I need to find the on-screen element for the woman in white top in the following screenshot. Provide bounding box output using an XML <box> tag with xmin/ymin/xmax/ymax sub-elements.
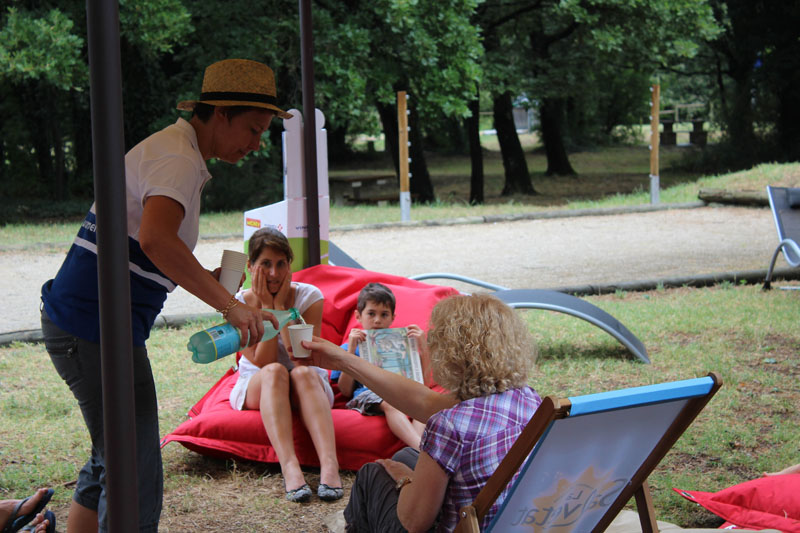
<box><xmin>229</xmin><ymin>227</ymin><xmax>342</xmax><ymax>502</ymax></box>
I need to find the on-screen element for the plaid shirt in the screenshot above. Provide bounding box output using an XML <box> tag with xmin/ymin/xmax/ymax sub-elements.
<box><xmin>421</xmin><ymin>386</ymin><xmax>543</xmax><ymax>532</ymax></box>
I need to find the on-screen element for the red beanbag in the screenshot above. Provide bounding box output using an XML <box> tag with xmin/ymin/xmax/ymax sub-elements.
<box><xmin>674</xmin><ymin>474</ymin><xmax>800</xmax><ymax>532</ymax></box>
<box><xmin>161</xmin><ymin>265</ymin><xmax>457</xmax><ymax>471</ymax></box>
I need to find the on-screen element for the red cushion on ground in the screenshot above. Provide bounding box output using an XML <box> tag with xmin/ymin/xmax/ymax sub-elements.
<box><xmin>161</xmin><ymin>265</ymin><xmax>457</xmax><ymax>471</ymax></box>
<box><xmin>674</xmin><ymin>475</ymin><xmax>800</xmax><ymax>532</ymax></box>
<box><xmin>161</xmin><ymin>368</ymin><xmax>411</xmax><ymax>470</ymax></box>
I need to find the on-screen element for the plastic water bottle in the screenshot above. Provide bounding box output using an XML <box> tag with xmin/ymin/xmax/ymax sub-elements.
<box><xmin>188</xmin><ymin>308</ymin><xmax>302</xmax><ymax>363</ymax></box>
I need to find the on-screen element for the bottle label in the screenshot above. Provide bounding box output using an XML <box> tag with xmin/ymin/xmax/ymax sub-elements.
<box><xmin>207</xmin><ymin>324</ymin><xmax>241</xmax><ymax>359</ymax></box>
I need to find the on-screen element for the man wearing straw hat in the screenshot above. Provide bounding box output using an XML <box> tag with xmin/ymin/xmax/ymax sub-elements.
<box><xmin>40</xmin><ymin>59</ymin><xmax>290</xmax><ymax>532</ymax></box>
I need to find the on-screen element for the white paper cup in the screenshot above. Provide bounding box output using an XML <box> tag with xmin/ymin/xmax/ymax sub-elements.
<box><xmin>288</xmin><ymin>324</ymin><xmax>314</xmax><ymax>358</ymax></box>
<box><xmin>219</xmin><ymin>250</ymin><xmax>247</xmax><ymax>294</ymax></box>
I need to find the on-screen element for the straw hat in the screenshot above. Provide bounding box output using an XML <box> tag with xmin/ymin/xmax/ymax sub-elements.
<box><xmin>177</xmin><ymin>59</ymin><xmax>292</xmax><ymax>119</ymax></box>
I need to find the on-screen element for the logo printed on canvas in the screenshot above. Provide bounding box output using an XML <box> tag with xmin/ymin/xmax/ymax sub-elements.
<box><xmin>246</xmin><ymin>218</ymin><xmax>261</xmax><ymax>228</ymax></box>
<box><xmin>509</xmin><ymin>467</ymin><xmax>626</xmax><ymax>529</ymax></box>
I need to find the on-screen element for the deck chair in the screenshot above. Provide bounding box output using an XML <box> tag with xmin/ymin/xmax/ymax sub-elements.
<box><xmin>454</xmin><ymin>373</ymin><xmax>722</xmax><ymax>533</ymax></box>
<box><xmin>763</xmin><ymin>186</ymin><xmax>800</xmax><ymax>290</ymax></box>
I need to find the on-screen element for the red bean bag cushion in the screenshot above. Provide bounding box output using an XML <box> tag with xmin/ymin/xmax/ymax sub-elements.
<box><xmin>161</xmin><ymin>265</ymin><xmax>457</xmax><ymax>471</ymax></box>
<box><xmin>674</xmin><ymin>475</ymin><xmax>800</xmax><ymax>532</ymax></box>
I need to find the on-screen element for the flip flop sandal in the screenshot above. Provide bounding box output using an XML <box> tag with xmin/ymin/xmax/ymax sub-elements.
<box><xmin>20</xmin><ymin>510</ymin><xmax>55</xmax><ymax>533</ymax></box>
<box><xmin>317</xmin><ymin>484</ymin><xmax>344</xmax><ymax>501</ymax></box>
<box><xmin>285</xmin><ymin>483</ymin><xmax>312</xmax><ymax>503</ymax></box>
<box><xmin>2</xmin><ymin>489</ymin><xmax>54</xmax><ymax>533</ymax></box>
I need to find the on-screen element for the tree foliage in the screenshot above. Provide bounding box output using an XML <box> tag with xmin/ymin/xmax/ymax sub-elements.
<box><xmin>0</xmin><ymin>0</ymin><xmax>796</xmax><ymax>218</ymax></box>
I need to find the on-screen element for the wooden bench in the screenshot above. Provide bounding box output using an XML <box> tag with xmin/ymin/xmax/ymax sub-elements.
<box><xmin>329</xmin><ymin>173</ymin><xmax>396</xmax><ymax>204</ymax></box>
<box><xmin>342</xmin><ymin>192</ymin><xmax>419</xmax><ymax>206</ymax></box>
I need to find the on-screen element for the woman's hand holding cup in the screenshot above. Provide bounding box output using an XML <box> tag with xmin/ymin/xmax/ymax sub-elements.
<box><xmin>291</xmin><ymin>335</ymin><xmax>351</xmax><ymax>370</ymax></box>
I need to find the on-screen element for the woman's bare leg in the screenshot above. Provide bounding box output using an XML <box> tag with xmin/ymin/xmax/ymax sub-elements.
<box><xmin>244</xmin><ymin>364</ymin><xmax>306</xmax><ymax>491</ymax></box>
<box><xmin>381</xmin><ymin>402</ymin><xmax>424</xmax><ymax>450</ymax></box>
<box><xmin>289</xmin><ymin>367</ymin><xmax>342</xmax><ymax>488</ymax></box>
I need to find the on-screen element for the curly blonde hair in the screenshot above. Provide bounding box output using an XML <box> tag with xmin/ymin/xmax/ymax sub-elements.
<box><xmin>427</xmin><ymin>293</ymin><xmax>537</xmax><ymax>401</ymax></box>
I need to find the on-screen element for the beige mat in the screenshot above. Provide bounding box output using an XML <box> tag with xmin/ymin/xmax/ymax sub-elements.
<box><xmin>607</xmin><ymin>510</ymin><xmax>780</xmax><ymax>533</ymax></box>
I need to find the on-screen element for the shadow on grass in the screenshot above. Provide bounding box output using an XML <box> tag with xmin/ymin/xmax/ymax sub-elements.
<box><xmin>167</xmin><ymin>451</ymin><xmax>283</xmax><ymax>480</ymax></box>
<box><xmin>538</xmin><ymin>342</ymin><xmax>631</xmax><ymax>362</ymax></box>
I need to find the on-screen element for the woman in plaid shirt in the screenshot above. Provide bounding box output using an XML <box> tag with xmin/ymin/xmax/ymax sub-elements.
<box><xmin>302</xmin><ymin>293</ymin><xmax>542</xmax><ymax>532</ymax></box>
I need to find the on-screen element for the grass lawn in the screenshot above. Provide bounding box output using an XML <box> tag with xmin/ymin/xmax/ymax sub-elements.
<box><xmin>1</xmin><ymin>283</ymin><xmax>798</xmax><ymax>531</ymax></box>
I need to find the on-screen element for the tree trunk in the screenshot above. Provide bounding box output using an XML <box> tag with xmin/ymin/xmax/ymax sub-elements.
<box><xmin>72</xmin><ymin>90</ymin><xmax>94</xmax><ymax>193</ymax></box>
<box><xmin>376</xmin><ymin>99</ymin><xmax>435</xmax><ymax>203</ymax></box>
<box><xmin>777</xmin><ymin>81</ymin><xmax>800</xmax><ymax>160</ymax></box>
<box><xmin>376</xmin><ymin>101</ymin><xmax>399</xmax><ymax>172</ymax></box>
<box><xmin>46</xmin><ymin>86</ymin><xmax>66</xmax><ymax>200</ymax></box>
<box><xmin>407</xmin><ymin>103</ymin><xmax>435</xmax><ymax>203</ymax></box>
<box><xmin>540</xmin><ymin>97</ymin><xmax>576</xmax><ymax>176</ymax></box>
<box><xmin>326</xmin><ymin>124</ymin><xmax>352</xmax><ymax>164</ymax></box>
<box><xmin>493</xmin><ymin>91</ymin><xmax>536</xmax><ymax>195</ymax></box>
<box><xmin>698</xmin><ymin>188</ymin><xmax>767</xmax><ymax>206</ymax></box>
<box><xmin>21</xmin><ymin>83</ymin><xmax>55</xmax><ymax>197</ymax></box>
<box><xmin>726</xmin><ymin>61</ymin><xmax>757</xmax><ymax>154</ymax></box>
<box><xmin>466</xmin><ymin>94</ymin><xmax>484</xmax><ymax>204</ymax></box>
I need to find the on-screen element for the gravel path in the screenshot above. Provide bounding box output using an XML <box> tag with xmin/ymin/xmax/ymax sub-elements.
<box><xmin>0</xmin><ymin>205</ymin><xmax>784</xmax><ymax>335</ymax></box>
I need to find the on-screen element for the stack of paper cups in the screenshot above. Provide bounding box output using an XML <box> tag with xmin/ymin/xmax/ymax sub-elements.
<box><xmin>219</xmin><ymin>250</ymin><xmax>248</xmax><ymax>295</ymax></box>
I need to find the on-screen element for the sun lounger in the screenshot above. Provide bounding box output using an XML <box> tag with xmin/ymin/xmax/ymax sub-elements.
<box><xmin>763</xmin><ymin>185</ymin><xmax>800</xmax><ymax>290</ymax></box>
<box><xmin>330</xmin><ymin>243</ymin><xmax>648</xmax><ymax>363</ymax></box>
<box><xmin>410</xmin><ymin>272</ymin><xmax>649</xmax><ymax>363</ymax></box>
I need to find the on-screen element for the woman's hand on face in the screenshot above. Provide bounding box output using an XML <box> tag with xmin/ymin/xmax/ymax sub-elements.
<box><xmin>272</xmin><ymin>268</ymin><xmax>292</xmax><ymax>310</ymax></box>
<box><xmin>250</xmin><ymin>266</ymin><xmax>274</xmax><ymax>309</ymax></box>
<box><xmin>375</xmin><ymin>459</ymin><xmax>414</xmax><ymax>482</ymax></box>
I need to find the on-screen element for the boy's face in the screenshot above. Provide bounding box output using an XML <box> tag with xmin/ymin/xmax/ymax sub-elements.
<box><xmin>356</xmin><ymin>301</ymin><xmax>394</xmax><ymax>330</ymax></box>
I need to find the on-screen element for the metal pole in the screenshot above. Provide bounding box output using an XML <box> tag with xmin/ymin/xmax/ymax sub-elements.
<box><xmin>649</xmin><ymin>84</ymin><xmax>660</xmax><ymax>204</ymax></box>
<box><xmin>299</xmin><ymin>0</ymin><xmax>321</xmax><ymax>266</ymax></box>
<box><xmin>85</xmin><ymin>0</ymin><xmax>139</xmax><ymax>530</ymax></box>
<box><xmin>397</xmin><ymin>91</ymin><xmax>411</xmax><ymax>221</ymax></box>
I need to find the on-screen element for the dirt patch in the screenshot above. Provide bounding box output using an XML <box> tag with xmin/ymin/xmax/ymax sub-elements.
<box><xmin>159</xmin><ymin>450</ymin><xmax>356</xmax><ymax>532</ymax></box>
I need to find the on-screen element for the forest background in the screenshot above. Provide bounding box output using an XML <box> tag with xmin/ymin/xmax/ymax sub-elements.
<box><xmin>1</xmin><ymin>0</ymin><xmax>798</xmax><ymax>222</ymax></box>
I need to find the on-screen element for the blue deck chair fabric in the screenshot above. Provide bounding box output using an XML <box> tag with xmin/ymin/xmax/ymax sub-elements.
<box><xmin>763</xmin><ymin>186</ymin><xmax>800</xmax><ymax>290</ymax></box>
<box><xmin>455</xmin><ymin>373</ymin><xmax>722</xmax><ymax>533</ymax></box>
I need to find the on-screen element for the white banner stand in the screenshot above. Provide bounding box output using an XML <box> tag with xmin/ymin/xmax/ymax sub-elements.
<box><xmin>243</xmin><ymin>108</ymin><xmax>330</xmax><ymax>276</ymax></box>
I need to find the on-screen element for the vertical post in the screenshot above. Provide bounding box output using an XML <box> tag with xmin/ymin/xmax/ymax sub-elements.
<box><xmin>398</xmin><ymin>91</ymin><xmax>411</xmax><ymax>221</ymax></box>
<box><xmin>649</xmin><ymin>84</ymin><xmax>660</xmax><ymax>204</ymax></box>
<box><xmin>85</xmin><ymin>0</ymin><xmax>138</xmax><ymax>530</ymax></box>
<box><xmin>299</xmin><ymin>0</ymin><xmax>320</xmax><ymax>266</ymax></box>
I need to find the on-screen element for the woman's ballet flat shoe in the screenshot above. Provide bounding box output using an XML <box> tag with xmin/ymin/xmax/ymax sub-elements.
<box><xmin>317</xmin><ymin>484</ymin><xmax>344</xmax><ymax>501</ymax></box>
<box><xmin>285</xmin><ymin>483</ymin><xmax>312</xmax><ymax>503</ymax></box>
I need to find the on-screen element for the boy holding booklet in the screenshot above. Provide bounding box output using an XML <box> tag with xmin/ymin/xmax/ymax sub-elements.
<box><xmin>333</xmin><ymin>282</ymin><xmax>432</xmax><ymax>449</ymax></box>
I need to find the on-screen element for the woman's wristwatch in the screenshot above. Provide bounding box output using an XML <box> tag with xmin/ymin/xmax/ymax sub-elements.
<box><xmin>395</xmin><ymin>476</ymin><xmax>413</xmax><ymax>491</ymax></box>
